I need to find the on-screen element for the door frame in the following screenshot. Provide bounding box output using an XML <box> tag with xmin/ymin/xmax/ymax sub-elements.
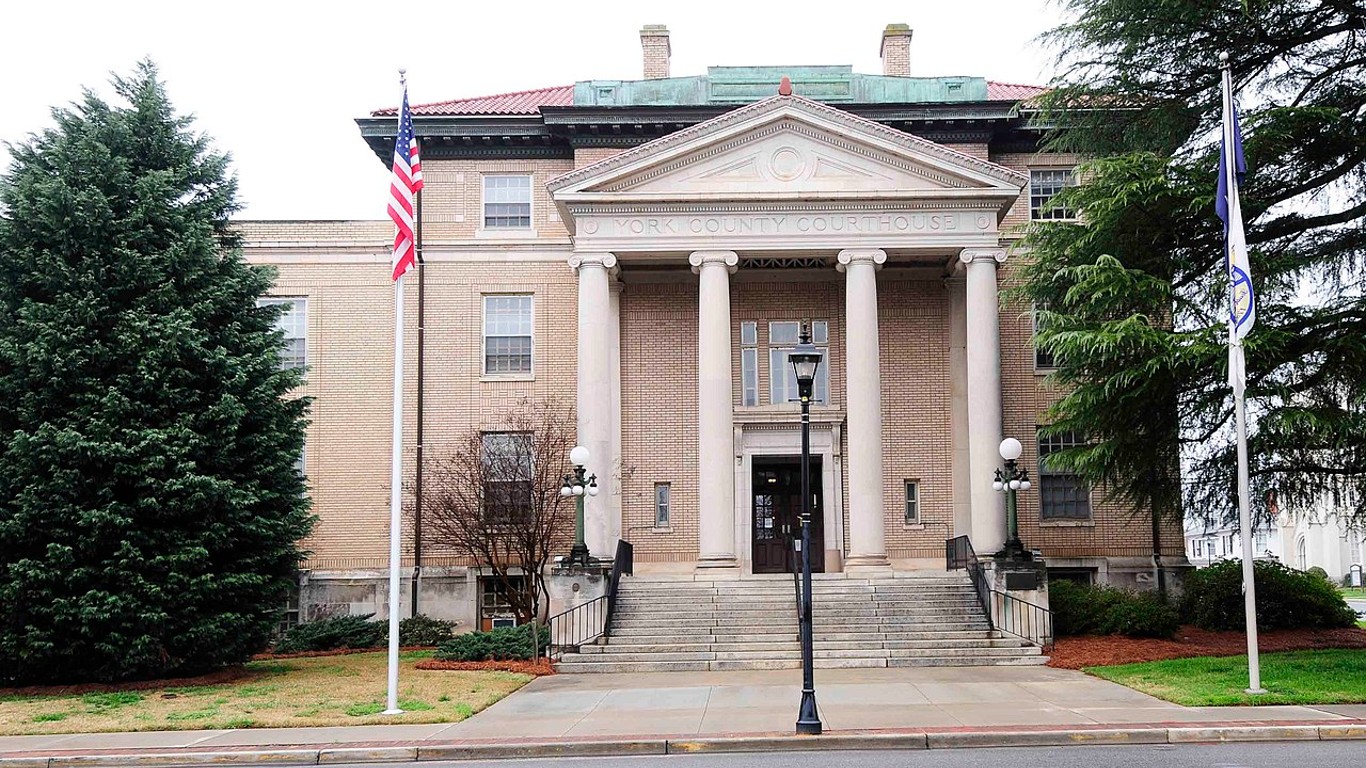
<box><xmin>733</xmin><ymin>419</ymin><xmax>845</xmax><ymax>574</ymax></box>
<box><xmin>750</xmin><ymin>455</ymin><xmax>826</xmax><ymax>573</ymax></box>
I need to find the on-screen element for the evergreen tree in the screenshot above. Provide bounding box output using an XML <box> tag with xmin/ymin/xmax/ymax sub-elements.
<box><xmin>1017</xmin><ymin>1</ymin><xmax>1366</xmax><ymax>528</ymax></box>
<box><xmin>0</xmin><ymin>61</ymin><xmax>313</xmax><ymax>684</ymax></box>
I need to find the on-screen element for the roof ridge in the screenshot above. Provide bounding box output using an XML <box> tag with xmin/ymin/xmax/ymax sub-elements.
<box><xmin>985</xmin><ymin>79</ymin><xmax>1046</xmax><ymax>88</ymax></box>
<box><xmin>371</xmin><ymin>84</ymin><xmax>573</xmax><ymax>116</ymax></box>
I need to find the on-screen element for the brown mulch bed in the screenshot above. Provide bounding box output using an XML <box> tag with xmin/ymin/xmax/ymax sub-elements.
<box><xmin>251</xmin><ymin>646</ymin><xmax>437</xmax><ymax>661</ymax></box>
<box><xmin>415</xmin><ymin>658</ymin><xmax>556</xmax><ymax>676</ymax></box>
<box><xmin>0</xmin><ymin>665</ymin><xmax>262</xmax><ymax>698</ymax></box>
<box><xmin>1047</xmin><ymin>625</ymin><xmax>1366</xmax><ymax>669</ymax></box>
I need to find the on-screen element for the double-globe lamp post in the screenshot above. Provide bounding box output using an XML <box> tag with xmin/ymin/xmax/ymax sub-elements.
<box><xmin>992</xmin><ymin>437</ymin><xmax>1032</xmax><ymax>560</ymax></box>
<box><xmin>790</xmin><ymin>325</ymin><xmax>823</xmax><ymax>736</ymax></box>
<box><xmin>559</xmin><ymin>445</ymin><xmax>599</xmax><ymax>567</ymax></box>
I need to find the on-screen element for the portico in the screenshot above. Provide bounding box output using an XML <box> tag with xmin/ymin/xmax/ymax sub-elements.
<box><xmin>549</xmin><ymin>92</ymin><xmax>1025</xmax><ymax>572</ymax></box>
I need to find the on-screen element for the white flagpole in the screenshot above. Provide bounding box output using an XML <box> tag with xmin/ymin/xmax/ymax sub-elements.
<box><xmin>384</xmin><ymin>271</ymin><xmax>405</xmax><ymax>715</ymax></box>
<box><xmin>1222</xmin><ymin>54</ymin><xmax>1265</xmax><ymax>695</ymax></box>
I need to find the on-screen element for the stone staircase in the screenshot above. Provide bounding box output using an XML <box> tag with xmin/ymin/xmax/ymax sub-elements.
<box><xmin>555</xmin><ymin>573</ymin><xmax>1047</xmax><ymax>673</ymax></box>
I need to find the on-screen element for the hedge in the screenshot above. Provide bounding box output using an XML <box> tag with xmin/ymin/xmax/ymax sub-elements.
<box><xmin>274</xmin><ymin>614</ymin><xmax>386</xmax><ymax>654</ymax></box>
<box><xmin>436</xmin><ymin>624</ymin><xmax>551</xmax><ymax>662</ymax></box>
<box><xmin>1181</xmin><ymin>559</ymin><xmax>1357</xmax><ymax>631</ymax></box>
<box><xmin>1049</xmin><ymin>580</ymin><xmax>1179</xmax><ymax>638</ymax></box>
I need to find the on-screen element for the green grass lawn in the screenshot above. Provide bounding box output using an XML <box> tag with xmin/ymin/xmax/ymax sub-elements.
<box><xmin>0</xmin><ymin>651</ymin><xmax>530</xmax><ymax>736</ymax></box>
<box><xmin>1341</xmin><ymin>587</ymin><xmax>1366</xmax><ymax>600</ymax></box>
<box><xmin>1087</xmin><ymin>649</ymin><xmax>1366</xmax><ymax>706</ymax></box>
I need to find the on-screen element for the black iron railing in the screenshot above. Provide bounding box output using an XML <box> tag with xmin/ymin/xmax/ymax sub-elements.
<box><xmin>545</xmin><ymin>539</ymin><xmax>633</xmax><ymax>658</ymax></box>
<box><xmin>945</xmin><ymin>535</ymin><xmax>1053</xmax><ymax>650</ymax></box>
<box><xmin>945</xmin><ymin>535</ymin><xmax>993</xmax><ymax>628</ymax></box>
<box><xmin>991</xmin><ymin>590</ymin><xmax>1054</xmax><ymax>649</ymax></box>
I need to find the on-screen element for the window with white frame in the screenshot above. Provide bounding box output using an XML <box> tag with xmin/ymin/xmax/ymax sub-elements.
<box><xmin>1029</xmin><ymin>169</ymin><xmax>1076</xmax><ymax>220</ymax></box>
<box><xmin>483</xmin><ymin>295</ymin><xmax>533</xmax><ymax>374</ymax></box>
<box><xmin>1038</xmin><ymin>429</ymin><xmax>1091</xmax><ymax>520</ymax></box>
<box><xmin>481</xmin><ymin>432</ymin><xmax>534</xmax><ymax>523</ymax></box>
<box><xmin>769</xmin><ymin>320</ymin><xmax>829</xmax><ymax>405</ymax></box>
<box><xmin>1193</xmin><ymin>540</ymin><xmax>1202</xmax><ymax>558</ymax></box>
<box><xmin>1296</xmin><ymin>536</ymin><xmax>1308</xmax><ymax>570</ymax></box>
<box><xmin>654</xmin><ymin>483</ymin><xmax>671</xmax><ymax>528</ymax></box>
<box><xmin>258</xmin><ymin>297</ymin><xmax>306</xmax><ymax>370</ymax></box>
<box><xmin>483</xmin><ymin>175</ymin><xmax>532</xmax><ymax>229</ymax></box>
<box><xmin>1255</xmin><ymin>531</ymin><xmax>1268</xmax><ymax>552</ymax></box>
<box><xmin>740</xmin><ymin>322</ymin><xmax>759</xmax><ymax>407</ymax></box>
<box><xmin>904</xmin><ymin>480</ymin><xmax>920</xmax><ymax>525</ymax></box>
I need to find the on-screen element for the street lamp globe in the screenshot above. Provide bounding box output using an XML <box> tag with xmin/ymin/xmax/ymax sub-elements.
<box><xmin>992</xmin><ymin>480</ymin><xmax>1004</xmax><ymax>492</ymax></box>
<box><xmin>570</xmin><ymin>445</ymin><xmax>590</xmax><ymax>466</ymax></box>
<box><xmin>587</xmin><ymin>479</ymin><xmax>600</xmax><ymax>496</ymax></box>
<box><xmin>559</xmin><ymin>485</ymin><xmax>573</xmax><ymax>497</ymax></box>
<box><xmin>999</xmin><ymin>437</ymin><xmax>1023</xmax><ymax>461</ymax></box>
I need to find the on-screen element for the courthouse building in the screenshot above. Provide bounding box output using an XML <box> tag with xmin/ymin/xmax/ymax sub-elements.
<box><xmin>242</xmin><ymin>24</ymin><xmax>1188</xmax><ymax>628</ymax></box>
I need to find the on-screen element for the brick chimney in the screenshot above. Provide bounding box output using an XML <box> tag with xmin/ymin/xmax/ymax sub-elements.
<box><xmin>641</xmin><ymin>24</ymin><xmax>671</xmax><ymax>79</ymax></box>
<box><xmin>880</xmin><ymin>23</ymin><xmax>912</xmax><ymax>77</ymax></box>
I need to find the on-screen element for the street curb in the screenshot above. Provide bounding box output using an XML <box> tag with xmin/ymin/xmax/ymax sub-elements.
<box><xmin>4</xmin><ymin>723</ymin><xmax>1365</xmax><ymax>766</ymax></box>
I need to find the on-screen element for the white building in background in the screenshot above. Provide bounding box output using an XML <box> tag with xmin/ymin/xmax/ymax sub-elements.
<box><xmin>1185</xmin><ymin>491</ymin><xmax>1366</xmax><ymax>584</ymax></box>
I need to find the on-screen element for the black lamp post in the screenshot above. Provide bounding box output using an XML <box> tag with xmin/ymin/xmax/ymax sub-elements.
<box><xmin>560</xmin><ymin>445</ymin><xmax>598</xmax><ymax>567</ymax></box>
<box><xmin>992</xmin><ymin>437</ymin><xmax>1032</xmax><ymax>560</ymax></box>
<box><xmin>790</xmin><ymin>324</ymin><xmax>823</xmax><ymax>736</ymax></box>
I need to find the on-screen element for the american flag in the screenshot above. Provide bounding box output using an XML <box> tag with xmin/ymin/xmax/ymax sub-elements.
<box><xmin>387</xmin><ymin>84</ymin><xmax>424</xmax><ymax>281</ymax></box>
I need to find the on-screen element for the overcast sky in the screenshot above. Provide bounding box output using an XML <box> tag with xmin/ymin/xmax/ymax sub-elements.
<box><xmin>1</xmin><ymin>0</ymin><xmax>1065</xmax><ymax>221</ymax></box>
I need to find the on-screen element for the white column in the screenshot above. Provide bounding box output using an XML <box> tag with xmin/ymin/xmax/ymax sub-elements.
<box><xmin>838</xmin><ymin>249</ymin><xmax>890</xmax><ymax>570</ymax></box>
<box><xmin>961</xmin><ymin>248</ymin><xmax>1007</xmax><ymax>555</ymax></box>
<box><xmin>691</xmin><ymin>250</ymin><xmax>739</xmax><ymax>569</ymax></box>
<box><xmin>571</xmin><ymin>252</ymin><xmax>616</xmax><ymax>560</ymax></box>
<box><xmin>607</xmin><ymin>281</ymin><xmax>623</xmax><ymax>554</ymax></box>
<box><xmin>948</xmin><ymin>276</ymin><xmax>972</xmax><ymax>539</ymax></box>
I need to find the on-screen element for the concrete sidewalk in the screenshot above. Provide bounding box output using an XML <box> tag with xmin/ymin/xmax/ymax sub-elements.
<box><xmin>2</xmin><ymin>667</ymin><xmax>1364</xmax><ymax>763</ymax></box>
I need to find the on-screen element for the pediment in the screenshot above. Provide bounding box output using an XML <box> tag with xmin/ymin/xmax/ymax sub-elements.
<box><xmin>549</xmin><ymin>94</ymin><xmax>1027</xmax><ymax>209</ymax></box>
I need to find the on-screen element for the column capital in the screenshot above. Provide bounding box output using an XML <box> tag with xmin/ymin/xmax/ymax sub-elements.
<box><xmin>689</xmin><ymin>250</ymin><xmax>739</xmax><ymax>274</ymax></box>
<box><xmin>570</xmin><ymin>252</ymin><xmax>618</xmax><ymax>273</ymax></box>
<box><xmin>836</xmin><ymin>249</ymin><xmax>887</xmax><ymax>272</ymax></box>
<box><xmin>959</xmin><ymin>248</ymin><xmax>1008</xmax><ymax>266</ymax></box>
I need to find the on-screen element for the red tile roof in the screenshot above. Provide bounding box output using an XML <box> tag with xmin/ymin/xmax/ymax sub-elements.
<box><xmin>372</xmin><ymin>81</ymin><xmax>1047</xmax><ymax>117</ymax></box>
<box><xmin>986</xmin><ymin>81</ymin><xmax>1049</xmax><ymax>102</ymax></box>
<box><xmin>371</xmin><ymin>85</ymin><xmax>574</xmax><ymax>117</ymax></box>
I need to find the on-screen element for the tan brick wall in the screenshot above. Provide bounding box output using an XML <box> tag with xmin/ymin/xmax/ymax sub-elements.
<box><xmin>418</xmin><ymin>158</ymin><xmax>575</xmax><ymax>242</ymax></box>
<box><xmin>990</xmin><ymin>151</ymin><xmax>1081</xmax><ymax>236</ymax></box>
<box><xmin>575</xmin><ymin>147</ymin><xmax>627</xmax><ymax>170</ymax></box>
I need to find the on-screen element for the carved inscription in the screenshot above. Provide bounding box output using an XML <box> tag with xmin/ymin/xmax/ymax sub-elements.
<box><xmin>585</xmin><ymin>212</ymin><xmax>985</xmax><ymax>238</ymax></box>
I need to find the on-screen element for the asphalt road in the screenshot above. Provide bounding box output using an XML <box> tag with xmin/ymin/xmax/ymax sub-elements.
<box><xmin>325</xmin><ymin>742</ymin><xmax>1364</xmax><ymax>768</ymax></box>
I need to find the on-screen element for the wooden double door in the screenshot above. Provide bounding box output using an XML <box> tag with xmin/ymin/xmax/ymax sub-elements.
<box><xmin>751</xmin><ymin>457</ymin><xmax>825</xmax><ymax>574</ymax></box>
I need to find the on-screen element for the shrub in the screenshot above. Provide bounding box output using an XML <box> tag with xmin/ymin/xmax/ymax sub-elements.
<box><xmin>274</xmin><ymin>614</ymin><xmax>386</xmax><ymax>654</ymax></box>
<box><xmin>1181</xmin><ymin>559</ymin><xmax>1357</xmax><ymax>631</ymax></box>
<box><xmin>436</xmin><ymin>624</ymin><xmax>551</xmax><ymax>662</ymax></box>
<box><xmin>400</xmin><ymin>615</ymin><xmax>459</xmax><ymax>646</ymax></box>
<box><xmin>1307</xmin><ymin>566</ymin><xmax>1330</xmax><ymax>581</ymax></box>
<box><xmin>1049</xmin><ymin>579</ymin><xmax>1178</xmax><ymax>638</ymax></box>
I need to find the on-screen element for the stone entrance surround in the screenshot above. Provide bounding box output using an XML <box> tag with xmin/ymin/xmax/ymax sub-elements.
<box><xmin>548</xmin><ymin>92</ymin><xmax>1028</xmax><ymax>571</ymax></box>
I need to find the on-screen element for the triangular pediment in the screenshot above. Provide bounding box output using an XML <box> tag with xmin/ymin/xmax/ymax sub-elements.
<box><xmin>549</xmin><ymin>94</ymin><xmax>1027</xmax><ymax>208</ymax></box>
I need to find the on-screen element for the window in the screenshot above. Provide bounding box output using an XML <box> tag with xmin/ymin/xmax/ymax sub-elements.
<box><xmin>483</xmin><ymin>295</ymin><xmax>533</xmax><ymax>374</ymax></box>
<box><xmin>1038</xmin><ymin>429</ymin><xmax>1091</xmax><ymax>520</ymax></box>
<box><xmin>258</xmin><ymin>297</ymin><xmax>306</xmax><ymax>370</ymax></box>
<box><xmin>741</xmin><ymin>322</ymin><xmax>758</xmax><ymax>407</ymax></box>
<box><xmin>479</xmin><ymin>575</ymin><xmax>529</xmax><ymax>630</ymax></box>
<box><xmin>1030</xmin><ymin>169</ymin><xmax>1075</xmax><ymax>220</ymax></box>
<box><xmin>1193</xmin><ymin>540</ymin><xmax>1202</xmax><ymax>558</ymax></box>
<box><xmin>481</xmin><ymin>432</ymin><xmax>533</xmax><ymax>522</ymax></box>
<box><xmin>904</xmin><ymin>480</ymin><xmax>920</xmax><ymax>525</ymax></box>
<box><xmin>769</xmin><ymin>320</ymin><xmax>829</xmax><ymax>405</ymax></box>
<box><xmin>483</xmin><ymin>175</ymin><xmax>532</xmax><ymax>229</ymax></box>
<box><xmin>1033</xmin><ymin>305</ymin><xmax>1056</xmax><ymax>370</ymax></box>
<box><xmin>654</xmin><ymin>483</ymin><xmax>671</xmax><ymax>527</ymax></box>
<box><xmin>1296</xmin><ymin>537</ymin><xmax>1308</xmax><ymax>570</ymax></box>
<box><xmin>1254</xmin><ymin>531</ymin><xmax>1269</xmax><ymax>554</ymax></box>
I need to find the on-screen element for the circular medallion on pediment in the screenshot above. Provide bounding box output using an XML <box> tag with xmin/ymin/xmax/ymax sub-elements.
<box><xmin>769</xmin><ymin>146</ymin><xmax>806</xmax><ymax>181</ymax></box>
<box><xmin>976</xmin><ymin>214</ymin><xmax>991</xmax><ymax>230</ymax></box>
<box><xmin>582</xmin><ymin>219</ymin><xmax>599</xmax><ymax>234</ymax></box>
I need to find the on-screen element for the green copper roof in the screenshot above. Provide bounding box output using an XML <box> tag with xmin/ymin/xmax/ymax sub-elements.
<box><xmin>573</xmin><ymin>66</ymin><xmax>988</xmax><ymax>106</ymax></box>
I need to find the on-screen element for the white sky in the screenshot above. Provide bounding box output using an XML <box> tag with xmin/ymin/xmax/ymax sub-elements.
<box><xmin>1</xmin><ymin>0</ymin><xmax>1064</xmax><ymax>221</ymax></box>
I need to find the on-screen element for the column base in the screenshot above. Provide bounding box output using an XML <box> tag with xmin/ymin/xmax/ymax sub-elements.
<box><xmin>842</xmin><ymin>555</ymin><xmax>892</xmax><ymax>574</ymax></box>
<box><xmin>695</xmin><ymin>555</ymin><xmax>739</xmax><ymax>571</ymax></box>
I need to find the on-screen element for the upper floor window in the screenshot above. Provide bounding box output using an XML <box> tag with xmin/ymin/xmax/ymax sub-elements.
<box><xmin>481</xmin><ymin>431</ymin><xmax>533</xmax><ymax>523</ymax></box>
<box><xmin>483</xmin><ymin>175</ymin><xmax>532</xmax><ymax>229</ymax></box>
<box><xmin>258</xmin><ymin>297</ymin><xmax>306</xmax><ymax>370</ymax></box>
<box><xmin>1030</xmin><ymin>169</ymin><xmax>1075</xmax><ymax>220</ymax></box>
<box><xmin>1033</xmin><ymin>305</ymin><xmax>1056</xmax><ymax>371</ymax></box>
<box><xmin>740</xmin><ymin>322</ymin><xmax>759</xmax><ymax>407</ymax></box>
<box><xmin>483</xmin><ymin>295</ymin><xmax>533</xmax><ymax>375</ymax></box>
<box><xmin>769</xmin><ymin>320</ymin><xmax>829</xmax><ymax>405</ymax></box>
<box><xmin>1038</xmin><ymin>429</ymin><xmax>1091</xmax><ymax>520</ymax></box>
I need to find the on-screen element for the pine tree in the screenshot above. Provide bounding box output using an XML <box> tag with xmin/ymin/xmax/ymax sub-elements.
<box><xmin>0</xmin><ymin>61</ymin><xmax>313</xmax><ymax>684</ymax></box>
<box><xmin>1016</xmin><ymin>1</ymin><xmax>1366</xmax><ymax>528</ymax></box>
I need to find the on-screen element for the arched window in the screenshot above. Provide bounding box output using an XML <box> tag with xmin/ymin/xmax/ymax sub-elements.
<box><xmin>1296</xmin><ymin>536</ymin><xmax>1308</xmax><ymax>571</ymax></box>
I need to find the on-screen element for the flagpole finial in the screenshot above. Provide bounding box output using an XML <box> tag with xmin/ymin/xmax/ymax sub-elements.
<box><xmin>399</xmin><ymin>68</ymin><xmax>407</xmax><ymax>87</ymax></box>
<box><xmin>1219</xmin><ymin>52</ymin><xmax>1229</xmax><ymax>65</ymax></box>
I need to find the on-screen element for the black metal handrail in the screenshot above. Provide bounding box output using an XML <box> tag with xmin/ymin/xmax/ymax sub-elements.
<box><xmin>991</xmin><ymin>590</ymin><xmax>1054</xmax><ymax>650</ymax></box>
<box><xmin>545</xmin><ymin>539</ymin><xmax>633</xmax><ymax>658</ymax></box>
<box><xmin>945</xmin><ymin>535</ymin><xmax>993</xmax><ymax>631</ymax></box>
<box><xmin>945</xmin><ymin>535</ymin><xmax>1054</xmax><ymax>650</ymax></box>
